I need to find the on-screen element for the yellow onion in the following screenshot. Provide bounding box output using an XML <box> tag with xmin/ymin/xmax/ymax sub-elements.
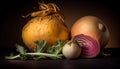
<box><xmin>71</xmin><ymin>16</ymin><xmax>110</xmax><ymax>48</ymax></box>
<box><xmin>22</xmin><ymin>2</ymin><xmax>69</xmax><ymax>51</ymax></box>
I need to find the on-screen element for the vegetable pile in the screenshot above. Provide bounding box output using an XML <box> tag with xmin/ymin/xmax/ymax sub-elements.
<box><xmin>5</xmin><ymin>2</ymin><xmax>110</xmax><ymax>60</ymax></box>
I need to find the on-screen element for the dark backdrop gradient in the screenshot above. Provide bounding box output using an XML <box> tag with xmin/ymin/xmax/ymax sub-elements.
<box><xmin>1</xmin><ymin>0</ymin><xmax>120</xmax><ymax>49</ymax></box>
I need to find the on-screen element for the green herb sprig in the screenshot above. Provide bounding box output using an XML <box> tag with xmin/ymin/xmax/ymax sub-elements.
<box><xmin>5</xmin><ymin>40</ymin><xmax>68</xmax><ymax>60</ymax></box>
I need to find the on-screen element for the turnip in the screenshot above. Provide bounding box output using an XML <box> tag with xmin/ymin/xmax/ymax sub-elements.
<box><xmin>22</xmin><ymin>2</ymin><xmax>69</xmax><ymax>51</ymax></box>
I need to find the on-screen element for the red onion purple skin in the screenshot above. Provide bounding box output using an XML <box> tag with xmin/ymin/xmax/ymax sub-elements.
<box><xmin>74</xmin><ymin>34</ymin><xmax>100</xmax><ymax>58</ymax></box>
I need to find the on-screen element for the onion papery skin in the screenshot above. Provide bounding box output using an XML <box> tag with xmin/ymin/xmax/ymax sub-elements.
<box><xmin>74</xmin><ymin>34</ymin><xmax>100</xmax><ymax>58</ymax></box>
<box><xmin>71</xmin><ymin>16</ymin><xmax>110</xmax><ymax>48</ymax></box>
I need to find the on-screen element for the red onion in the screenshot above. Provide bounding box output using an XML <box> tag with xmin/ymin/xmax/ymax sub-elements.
<box><xmin>74</xmin><ymin>34</ymin><xmax>100</xmax><ymax>58</ymax></box>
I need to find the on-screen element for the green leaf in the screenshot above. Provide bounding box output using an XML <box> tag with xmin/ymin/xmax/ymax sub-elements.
<box><xmin>47</xmin><ymin>40</ymin><xmax>68</xmax><ymax>55</ymax></box>
<box><xmin>16</xmin><ymin>44</ymin><xmax>27</xmax><ymax>54</ymax></box>
<box><xmin>34</xmin><ymin>40</ymin><xmax>47</xmax><ymax>53</ymax></box>
<box><xmin>16</xmin><ymin>44</ymin><xmax>27</xmax><ymax>60</ymax></box>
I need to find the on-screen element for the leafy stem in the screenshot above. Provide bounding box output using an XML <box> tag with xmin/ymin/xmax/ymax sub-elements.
<box><xmin>5</xmin><ymin>53</ymin><xmax>63</xmax><ymax>60</ymax></box>
<box><xmin>5</xmin><ymin>40</ymin><xmax>67</xmax><ymax>60</ymax></box>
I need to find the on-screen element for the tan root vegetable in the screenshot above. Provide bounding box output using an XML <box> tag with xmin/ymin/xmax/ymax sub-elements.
<box><xmin>71</xmin><ymin>16</ymin><xmax>110</xmax><ymax>48</ymax></box>
<box><xmin>22</xmin><ymin>2</ymin><xmax>69</xmax><ymax>51</ymax></box>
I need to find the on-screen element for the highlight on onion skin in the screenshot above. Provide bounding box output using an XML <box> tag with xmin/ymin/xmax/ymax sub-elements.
<box><xmin>71</xmin><ymin>16</ymin><xmax>110</xmax><ymax>48</ymax></box>
<box><xmin>74</xmin><ymin>34</ymin><xmax>100</xmax><ymax>58</ymax></box>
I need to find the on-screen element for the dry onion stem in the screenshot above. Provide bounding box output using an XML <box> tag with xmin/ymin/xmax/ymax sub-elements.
<box><xmin>22</xmin><ymin>2</ymin><xmax>64</xmax><ymax>22</ymax></box>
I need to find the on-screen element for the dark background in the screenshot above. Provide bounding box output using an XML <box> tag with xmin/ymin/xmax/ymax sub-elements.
<box><xmin>0</xmin><ymin>0</ymin><xmax>120</xmax><ymax>69</ymax></box>
<box><xmin>1</xmin><ymin>0</ymin><xmax>120</xmax><ymax>49</ymax></box>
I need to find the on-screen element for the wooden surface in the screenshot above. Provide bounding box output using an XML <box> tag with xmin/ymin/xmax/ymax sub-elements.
<box><xmin>0</xmin><ymin>48</ymin><xmax>120</xmax><ymax>69</ymax></box>
<box><xmin>0</xmin><ymin>58</ymin><xmax>120</xmax><ymax>69</ymax></box>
